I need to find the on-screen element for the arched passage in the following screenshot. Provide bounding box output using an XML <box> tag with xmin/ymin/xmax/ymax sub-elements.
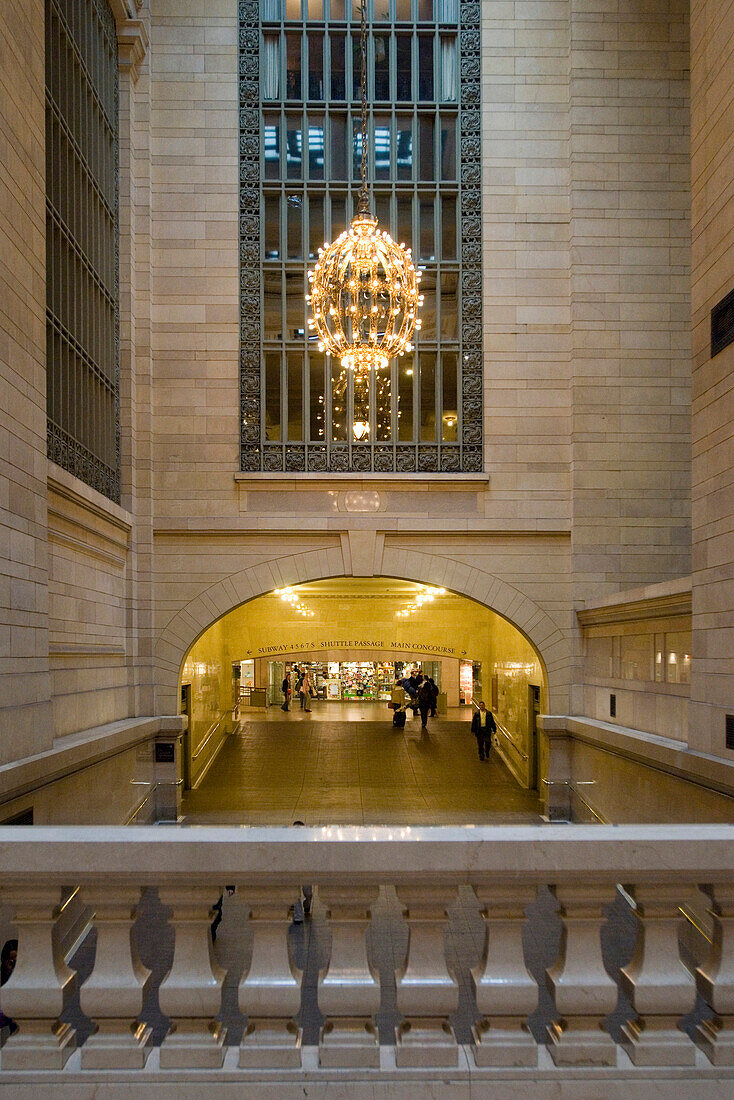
<box><xmin>155</xmin><ymin>545</ymin><xmax>570</xmax><ymax>715</ymax></box>
<box><xmin>173</xmin><ymin>575</ymin><xmax>559</xmax><ymax>825</ymax></box>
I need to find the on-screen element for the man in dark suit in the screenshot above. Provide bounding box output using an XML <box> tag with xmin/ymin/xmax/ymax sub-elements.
<box><xmin>471</xmin><ymin>701</ymin><xmax>496</xmax><ymax>761</ymax></box>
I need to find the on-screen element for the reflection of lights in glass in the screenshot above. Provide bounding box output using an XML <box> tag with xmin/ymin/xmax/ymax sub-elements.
<box><xmin>353</xmin><ymin>420</ymin><xmax>370</xmax><ymax>440</ymax></box>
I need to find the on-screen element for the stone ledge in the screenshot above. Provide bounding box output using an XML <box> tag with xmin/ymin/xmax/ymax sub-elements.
<box><xmin>0</xmin><ymin>1038</ymin><xmax>731</xmax><ymax>1094</ymax></box>
<box><xmin>0</xmin><ymin>715</ymin><xmax>185</xmax><ymax>809</ymax></box>
<box><xmin>539</xmin><ymin>714</ymin><xmax>734</xmax><ymax>798</ymax></box>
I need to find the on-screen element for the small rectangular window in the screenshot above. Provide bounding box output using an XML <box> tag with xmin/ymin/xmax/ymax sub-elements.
<box><xmin>285</xmin><ymin>271</ymin><xmax>304</xmax><ymax>337</ymax></box>
<box><xmin>440</xmin><ymin>36</ymin><xmax>457</xmax><ymax>101</ymax></box>
<box><xmin>620</xmin><ymin>634</ymin><xmax>653</xmax><ymax>681</ymax></box>
<box><xmin>396</xmin><ymin>116</ymin><xmax>413</xmax><ymax>180</ymax></box>
<box><xmin>440</xmin><ymin>272</ymin><xmax>458</xmax><ymax>338</ymax></box>
<box><xmin>374</xmin><ymin>116</ymin><xmax>391</xmax><ymax>180</ymax></box>
<box><xmin>286</xmin><ymin>0</ymin><xmax>301</xmax><ymax>19</ymax></box>
<box><xmin>664</xmin><ymin>631</ymin><xmax>691</xmax><ymax>684</ymax></box>
<box><xmin>419</xmin><ymin>115</ymin><xmax>433</xmax><ymax>179</ymax></box>
<box><xmin>419</xmin><ymin>198</ymin><xmax>434</xmax><ymax>260</ymax></box>
<box><xmin>439</xmin><ymin>114</ymin><xmax>456</xmax><ymax>178</ymax></box>
<box><xmin>263</xmin><ymin>35</ymin><xmax>280</xmax><ymax>99</ymax></box>
<box><xmin>264</xmin><ymin>116</ymin><xmax>281</xmax><ymax>178</ymax></box>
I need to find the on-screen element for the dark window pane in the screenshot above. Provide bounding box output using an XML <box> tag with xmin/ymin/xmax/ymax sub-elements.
<box><xmin>440</xmin><ymin>271</ymin><xmax>458</xmax><ymax>338</ymax></box>
<box><xmin>419</xmin><ymin>198</ymin><xmax>434</xmax><ymax>260</ymax></box>
<box><xmin>286</xmin><ymin>34</ymin><xmax>301</xmax><ymax>97</ymax></box>
<box><xmin>420</xmin><ymin>351</ymin><xmax>436</xmax><ymax>440</ymax></box>
<box><xmin>440</xmin><ymin>114</ymin><xmax>456</xmax><ymax>178</ymax></box>
<box><xmin>286</xmin><ymin>271</ymin><xmax>304</xmax><ymax>337</ymax></box>
<box><xmin>396</xmin><ymin>35</ymin><xmax>411</xmax><ymax>100</ymax></box>
<box><xmin>374</xmin><ymin>34</ymin><xmax>390</xmax><ymax>99</ymax></box>
<box><xmin>309</xmin><ymin>194</ymin><xmax>325</xmax><ymax>258</ymax></box>
<box><xmin>376</xmin><ymin>371</ymin><xmax>392</xmax><ymax>440</ymax></box>
<box><xmin>419</xmin><ymin>115</ymin><xmax>433</xmax><ymax>179</ymax></box>
<box><xmin>330</xmin><ymin>114</ymin><xmax>347</xmax><ymax>178</ymax></box>
<box><xmin>396</xmin><ymin>116</ymin><xmax>412</xmax><ymax>179</ymax></box>
<box><xmin>330</xmin><ymin>195</ymin><xmax>346</xmax><ymax>239</ymax></box>
<box><xmin>264</xmin><ymin>193</ymin><xmax>281</xmax><ymax>257</ymax></box>
<box><xmin>331</xmin><ymin>361</ymin><xmax>347</xmax><ymax>440</ymax></box>
<box><xmin>397</xmin><ymin>195</ymin><xmax>412</xmax><ymax>248</ymax></box>
<box><xmin>398</xmin><ymin>357</ymin><xmax>414</xmax><ymax>439</ymax></box>
<box><xmin>351</xmin><ymin>33</ymin><xmax>360</xmax><ymax>99</ymax></box>
<box><xmin>266</xmin><ymin>352</ymin><xmax>282</xmax><ymax>440</ymax></box>
<box><xmin>375</xmin><ymin>192</ymin><xmax>390</xmax><ymax>233</ymax></box>
<box><xmin>308</xmin><ymin>34</ymin><xmax>324</xmax><ymax>97</ymax></box>
<box><xmin>331</xmin><ymin>35</ymin><xmax>345</xmax><ymax>99</ymax></box>
<box><xmin>263</xmin><ymin>271</ymin><xmax>281</xmax><ymax>339</ymax></box>
<box><xmin>440</xmin><ymin>194</ymin><xmax>455</xmax><ymax>258</ymax></box>
<box><xmin>420</xmin><ymin>270</ymin><xmax>436</xmax><ymax>338</ymax></box>
<box><xmin>287</xmin><ymin>351</ymin><xmax>304</xmax><ymax>439</ymax></box>
<box><xmin>309</xmin><ymin>355</ymin><xmax>326</xmax><ymax>439</ymax></box>
<box><xmin>418</xmin><ymin>36</ymin><xmax>433</xmax><ymax>99</ymax></box>
<box><xmin>287</xmin><ymin>192</ymin><xmax>302</xmax><ymax>257</ymax></box>
<box><xmin>441</xmin><ymin>351</ymin><xmax>457</xmax><ymax>441</ymax></box>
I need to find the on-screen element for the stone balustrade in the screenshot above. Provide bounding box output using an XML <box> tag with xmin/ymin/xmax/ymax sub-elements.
<box><xmin>0</xmin><ymin>824</ymin><xmax>734</xmax><ymax>1092</ymax></box>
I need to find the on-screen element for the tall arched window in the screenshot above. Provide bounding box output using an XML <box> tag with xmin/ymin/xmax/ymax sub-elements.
<box><xmin>46</xmin><ymin>0</ymin><xmax>120</xmax><ymax>501</ymax></box>
<box><xmin>239</xmin><ymin>0</ymin><xmax>482</xmax><ymax>473</ymax></box>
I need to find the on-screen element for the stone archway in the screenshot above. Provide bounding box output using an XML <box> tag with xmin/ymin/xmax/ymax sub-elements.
<box><xmin>154</xmin><ymin>542</ymin><xmax>570</xmax><ymax>715</ymax></box>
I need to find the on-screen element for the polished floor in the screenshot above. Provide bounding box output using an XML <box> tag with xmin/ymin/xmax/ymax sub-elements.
<box><xmin>181</xmin><ymin>702</ymin><xmax>541</xmax><ymax>825</ymax></box>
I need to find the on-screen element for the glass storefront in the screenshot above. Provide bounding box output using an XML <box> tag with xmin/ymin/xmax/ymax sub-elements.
<box><xmin>268</xmin><ymin>659</ymin><xmax>440</xmax><ymax>703</ymax></box>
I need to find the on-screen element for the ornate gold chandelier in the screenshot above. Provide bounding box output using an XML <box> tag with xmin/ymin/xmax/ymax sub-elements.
<box><xmin>307</xmin><ymin>0</ymin><xmax>421</xmax><ymax>398</ymax></box>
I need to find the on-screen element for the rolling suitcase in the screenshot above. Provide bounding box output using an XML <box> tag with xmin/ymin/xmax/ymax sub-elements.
<box><xmin>392</xmin><ymin>707</ymin><xmax>406</xmax><ymax>728</ymax></box>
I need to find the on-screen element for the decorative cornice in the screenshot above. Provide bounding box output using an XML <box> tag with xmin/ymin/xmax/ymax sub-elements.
<box><xmin>116</xmin><ymin>18</ymin><xmax>148</xmax><ymax>82</ymax></box>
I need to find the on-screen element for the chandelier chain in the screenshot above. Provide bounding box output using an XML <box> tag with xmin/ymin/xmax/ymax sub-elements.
<box><xmin>359</xmin><ymin>0</ymin><xmax>369</xmax><ymax>214</ymax></box>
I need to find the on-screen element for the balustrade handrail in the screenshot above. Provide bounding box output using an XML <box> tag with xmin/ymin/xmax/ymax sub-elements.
<box><xmin>1</xmin><ymin>824</ymin><xmax>734</xmax><ymax>882</ymax></box>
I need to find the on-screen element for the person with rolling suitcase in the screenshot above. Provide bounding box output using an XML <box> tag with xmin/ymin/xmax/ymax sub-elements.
<box><xmin>392</xmin><ymin>704</ymin><xmax>407</xmax><ymax>729</ymax></box>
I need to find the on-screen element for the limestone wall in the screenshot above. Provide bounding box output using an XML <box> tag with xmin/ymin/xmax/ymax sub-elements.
<box><xmin>0</xmin><ymin>0</ymin><xmax>53</xmax><ymax>765</ymax></box>
<box><xmin>690</xmin><ymin>0</ymin><xmax>734</xmax><ymax>757</ymax></box>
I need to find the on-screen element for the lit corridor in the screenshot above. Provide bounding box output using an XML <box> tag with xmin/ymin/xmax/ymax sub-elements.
<box><xmin>181</xmin><ymin>703</ymin><xmax>541</xmax><ymax>825</ymax></box>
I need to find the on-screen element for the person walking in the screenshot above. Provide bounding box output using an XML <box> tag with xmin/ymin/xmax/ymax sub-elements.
<box><xmin>417</xmin><ymin>677</ymin><xmax>434</xmax><ymax>730</ymax></box>
<box><xmin>471</xmin><ymin>701</ymin><xmax>496</xmax><ymax>760</ymax></box>
<box><xmin>427</xmin><ymin>677</ymin><xmax>439</xmax><ymax>717</ymax></box>
<box><xmin>301</xmin><ymin>671</ymin><xmax>312</xmax><ymax>712</ymax></box>
<box><xmin>281</xmin><ymin>670</ymin><xmax>291</xmax><ymax>711</ymax></box>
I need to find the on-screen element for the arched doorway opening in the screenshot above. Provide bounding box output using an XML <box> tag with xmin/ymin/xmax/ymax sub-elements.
<box><xmin>177</xmin><ymin>577</ymin><xmax>547</xmax><ymax>824</ymax></box>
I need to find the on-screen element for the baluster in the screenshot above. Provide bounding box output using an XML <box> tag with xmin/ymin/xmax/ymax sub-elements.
<box><xmin>545</xmin><ymin>882</ymin><xmax>617</xmax><ymax>1065</ymax></box>
<box><xmin>620</xmin><ymin>883</ymin><xmax>697</xmax><ymax>1065</ymax></box>
<box><xmin>0</xmin><ymin>886</ymin><xmax>75</xmax><ymax>1069</ymax></box>
<box><xmin>471</xmin><ymin>883</ymin><xmax>538</xmax><ymax>1066</ymax></box>
<box><xmin>157</xmin><ymin>886</ymin><xmax>226</xmax><ymax>1068</ymax></box>
<box><xmin>318</xmin><ymin>884</ymin><xmax>380</xmax><ymax>1067</ymax></box>
<box><xmin>79</xmin><ymin>885</ymin><xmax>151</xmax><ymax>1068</ymax></box>
<box><xmin>697</xmin><ymin>884</ymin><xmax>734</xmax><ymax>1064</ymax></box>
<box><xmin>238</xmin><ymin>886</ymin><xmax>303</xmax><ymax>1067</ymax></box>
<box><xmin>394</xmin><ymin>884</ymin><xmax>459</xmax><ymax>1067</ymax></box>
